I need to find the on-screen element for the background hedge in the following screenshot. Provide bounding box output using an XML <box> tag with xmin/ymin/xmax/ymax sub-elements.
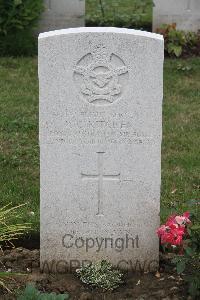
<box><xmin>0</xmin><ymin>0</ymin><xmax>43</xmax><ymax>56</ymax></box>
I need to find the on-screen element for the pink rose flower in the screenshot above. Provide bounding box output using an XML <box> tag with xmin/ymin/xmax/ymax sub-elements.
<box><xmin>156</xmin><ymin>211</ymin><xmax>191</xmax><ymax>247</ymax></box>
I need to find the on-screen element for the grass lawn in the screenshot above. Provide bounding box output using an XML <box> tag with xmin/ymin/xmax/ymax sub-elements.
<box><xmin>0</xmin><ymin>58</ymin><xmax>39</xmax><ymax>231</ymax></box>
<box><xmin>0</xmin><ymin>57</ymin><xmax>199</xmax><ymax>232</ymax></box>
<box><xmin>86</xmin><ymin>0</ymin><xmax>152</xmax><ymax>29</ymax></box>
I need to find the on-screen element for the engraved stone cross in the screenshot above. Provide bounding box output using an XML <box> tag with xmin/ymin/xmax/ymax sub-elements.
<box><xmin>81</xmin><ymin>152</ymin><xmax>120</xmax><ymax>216</ymax></box>
<box><xmin>186</xmin><ymin>0</ymin><xmax>191</xmax><ymax>11</ymax></box>
<box><xmin>48</xmin><ymin>0</ymin><xmax>51</xmax><ymax>10</ymax></box>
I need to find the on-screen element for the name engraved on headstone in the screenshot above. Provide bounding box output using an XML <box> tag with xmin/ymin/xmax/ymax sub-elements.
<box><xmin>42</xmin><ymin>111</ymin><xmax>157</xmax><ymax>145</ymax></box>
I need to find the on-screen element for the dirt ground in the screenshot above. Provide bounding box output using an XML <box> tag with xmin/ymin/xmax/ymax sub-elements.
<box><xmin>0</xmin><ymin>248</ymin><xmax>189</xmax><ymax>300</ymax></box>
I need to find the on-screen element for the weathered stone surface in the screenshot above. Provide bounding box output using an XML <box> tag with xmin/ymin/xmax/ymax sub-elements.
<box><xmin>38</xmin><ymin>0</ymin><xmax>85</xmax><ymax>33</ymax></box>
<box><xmin>153</xmin><ymin>0</ymin><xmax>200</xmax><ymax>32</ymax></box>
<box><xmin>39</xmin><ymin>27</ymin><xmax>164</xmax><ymax>272</ymax></box>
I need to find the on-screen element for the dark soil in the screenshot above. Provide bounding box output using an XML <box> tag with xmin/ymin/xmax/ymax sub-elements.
<box><xmin>0</xmin><ymin>248</ymin><xmax>189</xmax><ymax>300</ymax></box>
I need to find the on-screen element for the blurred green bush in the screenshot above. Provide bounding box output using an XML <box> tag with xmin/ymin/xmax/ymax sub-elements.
<box><xmin>86</xmin><ymin>0</ymin><xmax>153</xmax><ymax>31</ymax></box>
<box><xmin>0</xmin><ymin>0</ymin><xmax>43</xmax><ymax>56</ymax></box>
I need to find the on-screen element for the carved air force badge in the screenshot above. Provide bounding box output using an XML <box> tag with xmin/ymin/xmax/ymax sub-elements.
<box><xmin>74</xmin><ymin>45</ymin><xmax>129</xmax><ymax>105</ymax></box>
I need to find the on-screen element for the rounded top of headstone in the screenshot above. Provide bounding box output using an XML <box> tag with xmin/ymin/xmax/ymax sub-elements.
<box><xmin>39</xmin><ymin>27</ymin><xmax>163</xmax><ymax>41</ymax></box>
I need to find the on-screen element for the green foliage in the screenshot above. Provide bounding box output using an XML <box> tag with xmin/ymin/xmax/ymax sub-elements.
<box><xmin>17</xmin><ymin>284</ymin><xmax>70</xmax><ymax>300</ymax></box>
<box><xmin>0</xmin><ymin>203</ymin><xmax>31</xmax><ymax>245</ymax></box>
<box><xmin>76</xmin><ymin>260</ymin><xmax>123</xmax><ymax>291</ymax></box>
<box><xmin>0</xmin><ymin>0</ymin><xmax>43</xmax><ymax>34</ymax></box>
<box><xmin>0</xmin><ymin>29</ymin><xmax>38</xmax><ymax>56</ymax></box>
<box><xmin>0</xmin><ymin>0</ymin><xmax>44</xmax><ymax>56</ymax></box>
<box><xmin>172</xmin><ymin>200</ymin><xmax>200</xmax><ymax>298</ymax></box>
<box><xmin>0</xmin><ymin>272</ymin><xmax>12</xmax><ymax>293</ymax></box>
<box><xmin>86</xmin><ymin>0</ymin><xmax>153</xmax><ymax>30</ymax></box>
<box><xmin>157</xmin><ymin>24</ymin><xmax>200</xmax><ymax>57</ymax></box>
<box><xmin>0</xmin><ymin>203</ymin><xmax>31</xmax><ymax>292</ymax></box>
<box><xmin>0</xmin><ymin>203</ymin><xmax>31</xmax><ymax>244</ymax></box>
<box><xmin>176</xmin><ymin>63</ymin><xmax>192</xmax><ymax>72</ymax></box>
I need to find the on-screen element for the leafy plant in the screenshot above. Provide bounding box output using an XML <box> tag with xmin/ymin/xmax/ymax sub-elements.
<box><xmin>157</xmin><ymin>200</ymin><xmax>200</xmax><ymax>298</ymax></box>
<box><xmin>76</xmin><ymin>260</ymin><xmax>123</xmax><ymax>291</ymax></box>
<box><xmin>177</xmin><ymin>63</ymin><xmax>192</xmax><ymax>72</ymax></box>
<box><xmin>0</xmin><ymin>203</ymin><xmax>31</xmax><ymax>245</ymax></box>
<box><xmin>172</xmin><ymin>200</ymin><xmax>200</xmax><ymax>298</ymax></box>
<box><xmin>0</xmin><ymin>0</ymin><xmax>44</xmax><ymax>55</ymax></box>
<box><xmin>17</xmin><ymin>284</ymin><xmax>70</xmax><ymax>300</ymax></box>
<box><xmin>0</xmin><ymin>203</ymin><xmax>31</xmax><ymax>292</ymax></box>
<box><xmin>156</xmin><ymin>24</ymin><xmax>200</xmax><ymax>57</ymax></box>
<box><xmin>0</xmin><ymin>0</ymin><xmax>43</xmax><ymax>35</ymax></box>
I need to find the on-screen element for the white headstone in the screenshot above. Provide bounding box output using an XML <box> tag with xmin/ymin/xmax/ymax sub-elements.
<box><xmin>39</xmin><ymin>27</ymin><xmax>164</xmax><ymax>273</ymax></box>
<box><xmin>38</xmin><ymin>0</ymin><xmax>85</xmax><ymax>33</ymax></box>
<box><xmin>153</xmin><ymin>0</ymin><xmax>200</xmax><ymax>32</ymax></box>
